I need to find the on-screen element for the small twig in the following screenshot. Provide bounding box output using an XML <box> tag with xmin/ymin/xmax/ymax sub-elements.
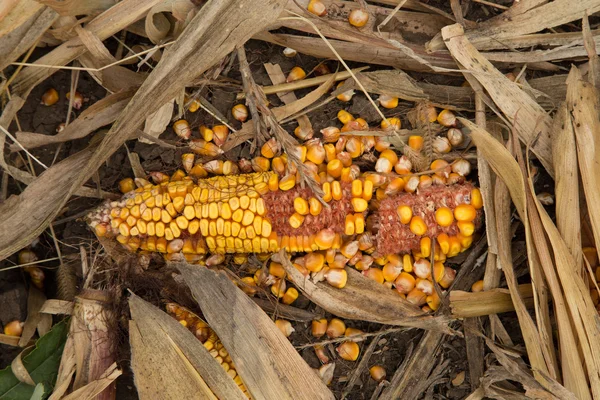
<box><xmin>471</xmin><ymin>0</ymin><xmax>509</xmax><ymax>10</ymax></box>
<box><xmin>0</xmin><ymin>125</ymin><xmax>48</xmax><ymax>169</ymax></box>
<box><xmin>0</xmin><ymin>257</ymin><xmax>62</xmax><ymax>272</ymax></box>
<box><xmin>235</xmin><ymin>67</ymin><xmax>368</xmax><ymax>100</ymax></box>
<box><xmin>342</xmin><ymin>332</ymin><xmax>384</xmax><ymax>399</ymax></box>
<box><xmin>295</xmin><ymin>326</ymin><xmax>412</xmax><ymax>350</ymax></box>
<box><xmin>236</xmin><ymin>46</ymin><xmax>268</xmax><ymax>146</ymax></box>
<box><xmin>10</xmin><ymin>41</ymin><xmax>175</xmax><ymax>71</ymax></box>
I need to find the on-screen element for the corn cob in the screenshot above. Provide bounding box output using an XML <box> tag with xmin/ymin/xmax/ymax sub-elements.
<box><xmin>88</xmin><ymin>108</ymin><xmax>482</xmax><ymax>300</ymax></box>
<box><xmin>165</xmin><ymin>303</ymin><xmax>250</xmax><ymax>398</ymax></box>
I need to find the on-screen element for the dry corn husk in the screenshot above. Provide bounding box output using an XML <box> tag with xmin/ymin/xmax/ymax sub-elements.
<box><xmin>128</xmin><ymin>293</ymin><xmax>246</xmax><ymax>400</ymax></box>
<box><xmin>567</xmin><ymin>67</ymin><xmax>600</xmax><ymax>263</ymax></box>
<box><xmin>176</xmin><ymin>263</ymin><xmax>335</xmax><ymax>400</ymax></box>
<box><xmin>466</xmin><ymin>117</ymin><xmax>599</xmax><ymax>399</ymax></box>
<box><xmin>279</xmin><ymin>250</ymin><xmax>454</xmax><ymax>334</ymax></box>
<box><xmin>449</xmin><ymin>284</ymin><xmax>534</xmax><ymax>318</ymax></box>
<box><xmin>551</xmin><ymin>103</ymin><xmax>581</xmax><ymax>271</ymax></box>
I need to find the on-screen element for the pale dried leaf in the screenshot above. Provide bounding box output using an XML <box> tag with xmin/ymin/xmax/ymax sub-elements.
<box><xmin>463</xmin><ymin>118</ymin><xmax>551</xmax><ymax>383</ymax></box>
<box><xmin>176</xmin><ymin>263</ymin><xmax>335</xmax><ymax>400</ymax></box>
<box><xmin>11</xmin><ymin>346</ymin><xmax>36</xmax><ymax>385</ymax></box>
<box><xmin>61</xmin><ymin>363</ymin><xmax>121</xmax><ymax>400</ymax></box>
<box><xmin>442</xmin><ymin>24</ymin><xmax>553</xmax><ymax>175</ymax></box>
<box><xmin>40</xmin><ymin>300</ymin><xmax>72</xmax><ymax>315</ymax></box>
<box><xmin>11</xmin><ymin>0</ymin><xmax>164</xmax><ymax>96</ymax></box>
<box><xmin>428</xmin><ymin>0</ymin><xmax>600</xmax><ymax>52</ymax></box>
<box><xmin>0</xmin><ymin>7</ymin><xmax>57</xmax><ymax>71</ymax></box>
<box><xmin>129</xmin><ymin>320</ymin><xmax>217</xmax><ymax>400</ymax></box>
<box><xmin>48</xmin><ymin>335</ymin><xmax>76</xmax><ymax>400</ymax></box>
<box><xmin>0</xmin><ymin>0</ymin><xmax>43</xmax><ymax>38</ymax></box>
<box><xmin>450</xmin><ymin>284</ymin><xmax>534</xmax><ymax>318</ymax></box>
<box><xmin>551</xmin><ymin>103</ymin><xmax>581</xmax><ymax>270</ymax></box>
<box><xmin>140</xmin><ymin>99</ymin><xmax>174</xmax><ymax>144</ymax></box>
<box><xmin>567</xmin><ymin>67</ymin><xmax>600</xmax><ymax>264</ymax></box>
<box><xmin>37</xmin><ymin>0</ymin><xmax>116</xmax><ymax>16</ymax></box>
<box><xmin>19</xmin><ymin>287</ymin><xmax>50</xmax><ymax>347</ymax></box>
<box><xmin>272</xmin><ymin>72</ymin><xmax>336</xmax><ymax>121</ymax></box>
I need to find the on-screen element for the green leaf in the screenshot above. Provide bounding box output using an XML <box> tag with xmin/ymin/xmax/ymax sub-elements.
<box><xmin>0</xmin><ymin>319</ymin><xmax>69</xmax><ymax>400</ymax></box>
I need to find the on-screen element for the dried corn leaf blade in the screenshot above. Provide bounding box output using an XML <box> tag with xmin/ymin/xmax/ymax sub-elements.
<box><xmin>60</xmin><ymin>363</ymin><xmax>121</xmax><ymax>400</ymax></box>
<box><xmin>527</xmin><ymin>174</ymin><xmax>600</xmax><ymax>399</ymax></box>
<box><xmin>128</xmin><ymin>293</ymin><xmax>246</xmax><ymax>400</ymax></box>
<box><xmin>37</xmin><ymin>0</ymin><xmax>116</xmax><ymax>16</ymax></box>
<box><xmin>0</xmin><ymin>6</ymin><xmax>57</xmax><ymax>71</ymax></box>
<box><xmin>449</xmin><ymin>284</ymin><xmax>534</xmax><ymax>318</ymax></box>
<box><xmin>462</xmin><ymin>118</ymin><xmax>551</xmax><ymax>385</ymax></box>
<box><xmin>280</xmin><ymin>252</ymin><xmax>455</xmax><ymax>333</ymax></box>
<box><xmin>480</xmin><ymin>334</ymin><xmax>577</xmax><ymax>400</ymax></box>
<box><xmin>551</xmin><ymin>103</ymin><xmax>581</xmax><ymax>271</ymax></box>
<box><xmin>442</xmin><ymin>24</ymin><xmax>554</xmax><ymax>175</ymax></box>
<box><xmin>567</xmin><ymin>67</ymin><xmax>600</xmax><ymax>264</ymax></box>
<box><xmin>14</xmin><ymin>89</ymin><xmax>135</xmax><ymax>150</ymax></box>
<box><xmin>254</xmin><ymin>32</ymin><xmax>456</xmax><ymax>73</ymax></box>
<box><xmin>271</xmin><ymin>71</ymin><xmax>335</xmax><ymax>121</ymax></box>
<box><xmin>10</xmin><ymin>0</ymin><xmax>164</xmax><ymax>97</ymax></box>
<box><xmin>175</xmin><ymin>263</ymin><xmax>335</xmax><ymax>400</ymax></box>
<box><xmin>0</xmin><ymin>144</ymin><xmax>98</xmax><ymax>261</ymax></box>
<box><xmin>427</xmin><ymin>0</ymin><xmax>600</xmax><ymax>52</ymax></box>
<box><xmin>140</xmin><ymin>99</ymin><xmax>174</xmax><ymax>144</ymax></box>
<box><xmin>0</xmin><ymin>0</ymin><xmax>286</xmax><ymax>261</ymax></box>
<box><xmin>517</xmin><ymin>149</ymin><xmax>588</xmax><ymax>398</ymax></box>
<box><xmin>0</xmin><ymin>0</ymin><xmax>44</xmax><ymax>38</ymax></box>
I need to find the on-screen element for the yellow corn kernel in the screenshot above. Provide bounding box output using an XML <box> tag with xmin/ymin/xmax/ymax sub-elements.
<box><xmin>397</xmin><ymin>205</ymin><xmax>412</xmax><ymax>224</ymax></box>
<box><xmin>409</xmin><ymin>215</ymin><xmax>427</xmax><ymax>236</ymax></box>
<box><xmin>351</xmin><ymin>198</ymin><xmax>368</xmax><ymax>213</ymax></box>
<box><xmin>289</xmin><ymin>213</ymin><xmax>305</xmax><ymax>228</ymax></box>
<box><xmin>454</xmin><ymin>204</ymin><xmax>477</xmax><ymax>222</ymax></box>
<box><xmin>327</xmin><ymin>159</ymin><xmax>343</xmax><ymax>178</ymax></box>
<box><xmin>282</xmin><ymin>288</ymin><xmax>299</xmax><ymax>304</ymax></box>
<box><xmin>337</xmin><ymin>341</ymin><xmax>359</xmax><ymax>361</ymax></box>
<box><xmin>435</xmin><ymin>207</ymin><xmax>454</xmax><ymax>227</ymax></box>
<box><xmin>337</xmin><ymin>110</ymin><xmax>354</xmax><ymax>124</ymax></box>
<box><xmin>362</xmin><ymin>179</ymin><xmax>373</xmax><ymax>201</ymax></box>
<box><xmin>408</xmin><ymin>136</ymin><xmax>423</xmax><ymax>151</ymax></box>
<box><xmin>294</xmin><ymin>198</ymin><xmax>309</xmax><ymax>215</ymax></box>
<box><xmin>308</xmin><ymin>197</ymin><xmax>322</xmax><ymax>216</ymax></box>
<box><xmin>354</xmin><ymin>213</ymin><xmax>365</xmax><ymax>234</ymax></box>
<box><xmin>305</xmin><ymin>252</ymin><xmax>325</xmax><ymax>272</ymax></box>
<box><xmin>332</xmin><ymin>181</ymin><xmax>342</xmax><ymax>201</ymax></box>
<box><xmin>447</xmin><ymin>236</ymin><xmax>462</xmax><ymax>258</ymax></box>
<box><xmin>457</xmin><ymin>221</ymin><xmax>475</xmax><ymax>237</ymax></box>
<box><xmin>322</xmin><ymin>182</ymin><xmax>332</xmax><ymax>202</ymax></box>
<box><xmin>279</xmin><ymin>175</ymin><xmax>296</xmax><ymax>191</ymax></box>
<box><xmin>471</xmin><ymin>188</ymin><xmax>483</xmax><ymax>209</ymax></box>
<box><xmin>345</xmin><ymin>215</ymin><xmax>355</xmax><ymax>235</ymax></box>
<box><xmin>350</xmin><ymin>180</ymin><xmax>362</xmax><ymax>198</ymax></box>
<box><xmin>420</xmin><ymin>237</ymin><xmax>431</xmax><ymax>258</ymax></box>
<box><xmin>119</xmin><ymin>178</ymin><xmax>135</xmax><ymax>194</ymax></box>
<box><xmin>315</xmin><ymin>229</ymin><xmax>335</xmax><ymax>249</ymax></box>
<box><xmin>437</xmin><ymin>233</ymin><xmax>450</xmax><ymax>254</ymax></box>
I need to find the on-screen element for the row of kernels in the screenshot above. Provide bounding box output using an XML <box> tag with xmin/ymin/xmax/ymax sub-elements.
<box><xmin>165</xmin><ymin>304</ymin><xmax>249</xmax><ymax>397</ymax></box>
